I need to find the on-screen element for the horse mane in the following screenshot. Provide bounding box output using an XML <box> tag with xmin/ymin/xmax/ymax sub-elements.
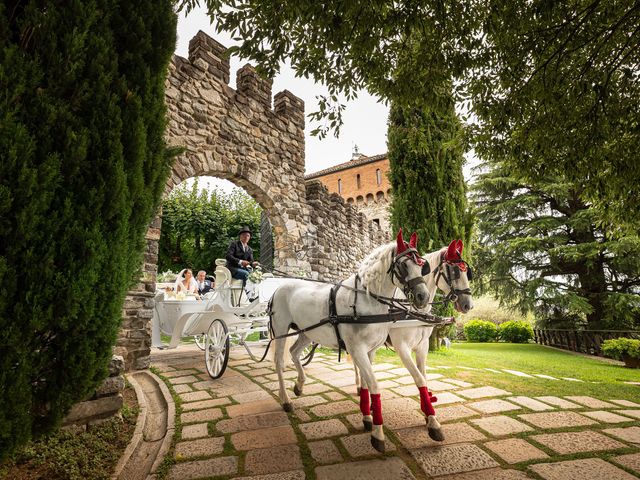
<box><xmin>423</xmin><ymin>247</ymin><xmax>446</xmax><ymax>271</ymax></box>
<box><xmin>357</xmin><ymin>242</ymin><xmax>396</xmax><ymax>294</ymax></box>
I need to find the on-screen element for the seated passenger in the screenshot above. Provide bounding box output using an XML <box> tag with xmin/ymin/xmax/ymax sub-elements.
<box><xmin>196</xmin><ymin>270</ymin><xmax>215</xmax><ymax>295</ymax></box>
<box><xmin>175</xmin><ymin>268</ymin><xmax>200</xmax><ymax>297</ymax></box>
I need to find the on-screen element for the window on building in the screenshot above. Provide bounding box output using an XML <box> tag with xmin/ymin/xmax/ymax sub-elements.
<box><xmin>338</xmin><ymin>178</ymin><xmax>342</xmax><ymax>193</ymax></box>
<box><xmin>376</xmin><ymin>169</ymin><xmax>382</xmax><ymax>185</ymax></box>
<box><xmin>356</xmin><ymin>174</ymin><xmax>361</xmax><ymax>189</ymax></box>
<box><xmin>372</xmin><ymin>218</ymin><xmax>380</xmax><ymax>227</ymax></box>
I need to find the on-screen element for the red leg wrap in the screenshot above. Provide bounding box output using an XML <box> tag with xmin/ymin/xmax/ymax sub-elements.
<box><xmin>370</xmin><ymin>393</ymin><xmax>383</xmax><ymax>425</ymax></box>
<box><xmin>359</xmin><ymin>388</ymin><xmax>371</xmax><ymax>416</ymax></box>
<box><xmin>418</xmin><ymin>386</ymin><xmax>436</xmax><ymax>416</ymax></box>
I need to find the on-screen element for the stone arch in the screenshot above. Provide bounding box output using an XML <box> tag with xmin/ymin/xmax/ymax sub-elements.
<box><xmin>366</xmin><ymin>193</ymin><xmax>375</xmax><ymax>204</ymax></box>
<box><xmin>376</xmin><ymin>191</ymin><xmax>385</xmax><ymax>202</ymax></box>
<box><xmin>347</xmin><ymin>197</ymin><xmax>354</xmax><ymax>204</ymax></box>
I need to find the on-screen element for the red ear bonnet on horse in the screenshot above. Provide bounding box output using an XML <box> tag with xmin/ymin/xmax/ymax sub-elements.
<box><xmin>445</xmin><ymin>239</ymin><xmax>464</xmax><ymax>261</ymax></box>
<box><xmin>396</xmin><ymin>229</ymin><xmax>407</xmax><ymax>254</ymax></box>
<box><xmin>409</xmin><ymin>232</ymin><xmax>418</xmax><ymax>249</ymax></box>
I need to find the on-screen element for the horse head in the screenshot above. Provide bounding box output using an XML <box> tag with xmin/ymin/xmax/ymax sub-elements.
<box><xmin>393</xmin><ymin>229</ymin><xmax>430</xmax><ymax>309</ymax></box>
<box><xmin>436</xmin><ymin>239</ymin><xmax>474</xmax><ymax>313</ymax></box>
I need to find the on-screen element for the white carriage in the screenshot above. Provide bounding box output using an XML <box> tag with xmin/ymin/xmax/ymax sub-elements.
<box><xmin>151</xmin><ymin>260</ymin><xmax>315</xmax><ymax>379</ymax></box>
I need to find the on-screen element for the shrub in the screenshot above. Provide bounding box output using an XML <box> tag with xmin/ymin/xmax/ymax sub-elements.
<box><xmin>498</xmin><ymin>321</ymin><xmax>534</xmax><ymax>343</ymax></box>
<box><xmin>463</xmin><ymin>319</ymin><xmax>498</xmax><ymax>342</ymax></box>
<box><xmin>0</xmin><ymin>1</ymin><xmax>176</xmax><ymax>457</ymax></box>
<box><xmin>602</xmin><ymin>338</ymin><xmax>640</xmax><ymax>361</ymax></box>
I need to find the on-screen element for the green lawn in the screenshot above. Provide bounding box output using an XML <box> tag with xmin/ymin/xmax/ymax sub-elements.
<box><xmin>372</xmin><ymin>342</ymin><xmax>640</xmax><ymax>401</ymax></box>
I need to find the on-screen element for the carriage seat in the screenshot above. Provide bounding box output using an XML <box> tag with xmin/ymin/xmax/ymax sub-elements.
<box><xmin>215</xmin><ymin>259</ymin><xmax>244</xmax><ymax>305</ymax></box>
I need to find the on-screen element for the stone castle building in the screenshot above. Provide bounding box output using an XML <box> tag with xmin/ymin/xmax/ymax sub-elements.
<box><xmin>305</xmin><ymin>152</ymin><xmax>392</xmax><ymax>234</ymax></box>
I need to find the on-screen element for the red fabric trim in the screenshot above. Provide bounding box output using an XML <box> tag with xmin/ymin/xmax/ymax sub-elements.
<box><xmin>359</xmin><ymin>388</ymin><xmax>371</xmax><ymax>416</ymax></box>
<box><xmin>370</xmin><ymin>393</ymin><xmax>383</xmax><ymax>425</ymax></box>
<box><xmin>418</xmin><ymin>386</ymin><xmax>436</xmax><ymax>416</ymax></box>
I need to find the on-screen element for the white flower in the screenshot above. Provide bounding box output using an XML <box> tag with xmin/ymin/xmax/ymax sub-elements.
<box><xmin>248</xmin><ymin>269</ymin><xmax>264</xmax><ymax>284</ymax></box>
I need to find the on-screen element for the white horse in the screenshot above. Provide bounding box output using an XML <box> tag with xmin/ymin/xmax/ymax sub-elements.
<box><xmin>270</xmin><ymin>230</ymin><xmax>430</xmax><ymax>452</ymax></box>
<box><xmin>354</xmin><ymin>239</ymin><xmax>474</xmax><ymax>442</ymax></box>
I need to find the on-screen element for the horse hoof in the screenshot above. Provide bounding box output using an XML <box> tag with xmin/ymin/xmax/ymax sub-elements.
<box><xmin>370</xmin><ymin>436</ymin><xmax>386</xmax><ymax>453</ymax></box>
<box><xmin>428</xmin><ymin>427</ymin><xmax>445</xmax><ymax>442</ymax></box>
<box><xmin>283</xmin><ymin>402</ymin><xmax>293</xmax><ymax>412</ymax></box>
<box><xmin>293</xmin><ymin>384</ymin><xmax>302</xmax><ymax>397</ymax></box>
<box><xmin>363</xmin><ymin>419</ymin><xmax>373</xmax><ymax>432</ymax></box>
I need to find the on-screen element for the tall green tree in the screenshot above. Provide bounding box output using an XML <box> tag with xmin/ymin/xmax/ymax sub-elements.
<box><xmin>0</xmin><ymin>1</ymin><xmax>176</xmax><ymax>456</ymax></box>
<box><xmin>472</xmin><ymin>161</ymin><xmax>640</xmax><ymax>330</ymax></box>
<box><xmin>159</xmin><ymin>182</ymin><xmax>262</xmax><ymax>274</ymax></box>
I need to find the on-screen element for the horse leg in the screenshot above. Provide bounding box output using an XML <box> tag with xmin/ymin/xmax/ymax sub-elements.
<box><xmin>274</xmin><ymin>335</ymin><xmax>293</xmax><ymax>412</ymax></box>
<box><xmin>289</xmin><ymin>334</ymin><xmax>311</xmax><ymax>397</ymax></box>
<box><xmin>351</xmin><ymin>348</ymin><xmax>384</xmax><ymax>452</ymax></box>
<box><xmin>353</xmin><ymin>363</ymin><xmax>361</xmax><ymax>396</ymax></box>
<box><xmin>415</xmin><ymin>342</ymin><xmax>443</xmax><ymax>441</ymax></box>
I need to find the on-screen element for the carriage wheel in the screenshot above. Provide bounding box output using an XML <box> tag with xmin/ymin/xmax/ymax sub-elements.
<box><xmin>194</xmin><ymin>334</ymin><xmax>206</xmax><ymax>351</ymax></box>
<box><xmin>301</xmin><ymin>343</ymin><xmax>317</xmax><ymax>366</ymax></box>
<box><xmin>205</xmin><ymin>319</ymin><xmax>230</xmax><ymax>379</ymax></box>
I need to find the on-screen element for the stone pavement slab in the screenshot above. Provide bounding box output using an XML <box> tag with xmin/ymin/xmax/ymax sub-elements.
<box><xmin>410</xmin><ymin>443</ymin><xmax>499</xmax><ymax>477</ymax></box>
<box><xmin>226</xmin><ymin>398</ymin><xmax>282</xmax><ymax>417</ymax></box>
<box><xmin>612</xmin><ymin>452</ymin><xmax>640</xmax><ymax>474</ymax></box>
<box><xmin>181</xmin><ymin>408</ymin><xmax>223</xmax><ymax>424</ymax></box>
<box><xmin>340</xmin><ymin>433</ymin><xmax>396</xmax><ymax>457</ymax></box>
<box><xmin>163</xmin><ymin>369</ymin><xmax>198</xmax><ymax>378</ymax></box>
<box><xmin>291</xmin><ymin>394</ymin><xmax>327</xmax><ymax>408</ymax></box>
<box><xmin>581</xmin><ymin>410</ymin><xmax>635</xmax><ymax>423</ymax></box>
<box><xmin>173</xmin><ymin>384</ymin><xmax>192</xmax><ymax>394</ymax></box>
<box><xmin>471</xmin><ymin>415</ymin><xmax>533</xmax><ymax>436</ymax></box>
<box><xmin>457</xmin><ymin>386</ymin><xmax>511</xmax><ymax>399</ymax></box>
<box><xmin>178</xmin><ymin>390</ymin><xmax>212</xmax><ymax>403</ymax></box>
<box><xmin>533</xmin><ymin>396</ymin><xmax>581</xmax><ymax>409</ymax></box>
<box><xmin>528</xmin><ymin>458</ymin><xmax>637</xmax><ymax>480</ymax></box>
<box><xmin>168</xmin><ymin>456</ymin><xmax>238</xmax><ymax>480</ymax></box>
<box><xmin>467</xmin><ymin>399</ymin><xmax>521</xmax><ymax>414</ymax></box>
<box><xmin>484</xmin><ymin>438</ymin><xmax>549</xmax><ymax>464</ymax></box>
<box><xmin>310</xmin><ymin>399</ymin><xmax>358</xmax><ymax>417</ymax></box>
<box><xmin>308</xmin><ymin>440</ymin><xmax>343</xmax><ymax>464</ymax></box>
<box><xmin>181</xmin><ymin>398</ymin><xmax>230</xmax><ymax>411</ymax></box>
<box><xmin>395</xmin><ymin>422</ymin><xmax>486</xmax><ymax>449</ymax></box>
<box><xmin>432</xmin><ymin>392</ymin><xmax>465</xmax><ymax>405</ymax></box>
<box><xmin>602</xmin><ymin>426</ymin><xmax>640</xmax><ymax>443</ymax></box>
<box><xmin>381</xmin><ymin>397</ymin><xmax>426</xmax><ymax>430</ymax></box>
<box><xmin>503</xmin><ymin>369</ymin><xmax>534</xmax><ymax>377</ymax></box>
<box><xmin>530</xmin><ymin>430</ymin><xmax>627</xmax><ymax>454</ymax></box>
<box><xmin>506</xmin><ymin>396</ymin><xmax>554</xmax><ymax>411</ymax></box>
<box><xmin>391</xmin><ymin>385</ymin><xmax>422</xmax><ymax>397</ymax></box>
<box><xmin>231</xmin><ymin>425</ymin><xmax>297</xmax><ymax>450</ymax></box>
<box><xmin>610</xmin><ymin>399</ymin><xmax>640</xmax><ymax>408</ymax></box>
<box><xmin>324</xmin><ymin>391</ymin><xmax>346</xmax><ymax>401</ymax></box>
<box><xmin>216</xmin><ymin>411</ymin><xmax>289</xmax><ymax>434</ymax></box>
<box><xmin>234</xmin><ymin>471</ymin><xmax>306</xmax><ymax>480</ymax></box>
<box><xmin>181</xmin><ymin>423</ymin><xmax>209</xmax><ymax>439</ymax></box>
<box><xmin>168</xmin><ymin>375</ymin><xmax>199</xmax><ymax>385</ymax></box>
<box><xmin>423</xmin><ymin>380</ymin><xmax>460</xmax><ymax>391</ymax></box>
<box><xmin>174</xmin><ymin>437</ymin><xmax>225</xmax><ymax>459</ymax></box>
<box><xmin>442</xmin><ymin>378</ymin><xmax>473</xmax><ymax>388</ymax></box>
<box><xmin>232</xmin><ymin>389</ymin><xmax>273</xmax><ymax>403</ymax></box>
<box><xmin>565</xmin><ymin>396</ymin><xmax>617</xmax><ymax>408</ymax></box>
<box><xmin>436</xmin><ymin>405</ymin><xmax>479</xmax><ymax>423</ymax></box>
<box><xmin>299</xmin><ymin>419</ymin><xmax>349</xmax><ymax>440</ymax></box>
<box><xmin>518</xmin><ymin>411</ymin><xmax>597</xmax><ymax>429</ymax></box>
<box><xmin>616</xmin><ymin>409</ymin><xmax>640</xmax><ymax>419</ymax></box>
<box><xmin>244</xmin><ymin>445</ymin><xmax>303</xmax><ymax>475</ymax></box>
<box><xmin>435</xmin><ymin>467</ymin><xmax>531</xmax><ymax>479</ymax></box>
<box><xmin>301</xmin><ymin>383</ymin><xmax>334</xmax><ymax>394</ymax></box>
<box><xmin>315</xmin><ymin>457</ymin><xmax>416</xmax><ymax>480</ymax></box>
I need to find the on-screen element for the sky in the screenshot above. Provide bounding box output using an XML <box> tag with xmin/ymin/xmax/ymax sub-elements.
<box><xmin>176</xmin><ymin>7</ymin><xmax>477</xmax><ymax>194</ymax></box>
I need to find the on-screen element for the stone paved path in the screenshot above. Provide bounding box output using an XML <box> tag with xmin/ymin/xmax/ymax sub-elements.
<box><xmin>150</xmin><ymin>345</ymin><xmax>640</xmax><ymax>479</ymax></box>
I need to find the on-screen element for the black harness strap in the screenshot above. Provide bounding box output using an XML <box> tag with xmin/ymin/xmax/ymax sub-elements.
<box><xmin>329</xmin><ymin>281</ymin><xmax>347</xmax><ymax>361</ymax></box>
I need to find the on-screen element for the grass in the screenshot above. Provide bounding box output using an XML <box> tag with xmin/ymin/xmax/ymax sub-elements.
<box><xmin>372</xmin><ymin>342</ymin><xmax>640</xmax><ymax>400</ymax></box>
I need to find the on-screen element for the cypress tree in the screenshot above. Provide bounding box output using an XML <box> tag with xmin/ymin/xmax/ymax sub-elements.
<box><xmin>0</xmin><ymin>0</ymin><xmax>177</xmax><ymax>456</ymax></box>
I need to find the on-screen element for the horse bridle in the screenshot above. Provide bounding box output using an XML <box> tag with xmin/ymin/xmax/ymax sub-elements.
<box><xmin>388</xmin><ymin>247</ymin><xmax>427</xmax><ymax>299</ymax></box>
<box><xmin>432</xmin><ymin>255</ymin><xmax>473</xmax><ymax>304</ymax></box>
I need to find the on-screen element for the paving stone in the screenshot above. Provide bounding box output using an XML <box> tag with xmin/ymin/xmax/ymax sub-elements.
<box><xmin>435</xmin><ymin>467</ymin><xmax>531</xmax><ymax>480</ymax></box>
<box><xmin>234</xmin><ymin>365</ymin><xmax>250</xmax><ymax>371</ymax></box>
<box><xmin>484</xmin><ymin>438</ymin><xmax>549</xmax><ymax>464</ymax></box>
<box><xmin>534</xmin><ymin>374</ymin><xmax>559</xmax><ymax>380</ymax></box>
<box><xmin>441</xmin><ymin>378</ymin><xmax>473</xmax><ymax>387</ymax></box>
<box><xmin>432</xmin><ymin>392</ymin><xmax>465</xmax><ymax>405</ymax></box>
<box><xmin>332</xmin><ymin>362</ymin><xmax>355</xmax><ymax>371</ymax></box>
<box><xmin>233</xmin><ymin>470</ymin><xmax>307</xmax><ymax>480</ymax></box>
<box><xmin>395</xmin><ymin>375</ymin><xmax>420</xmax><ymax>385</ymax></box>
<box><xmin>310</xmin><ymin>399</ymin><xmax>358</xmax><ymax>417</ymax></box>
<box><xmin>531</xmin><ymin>430</ymin><xmax>627</xmax><ymax>454</ymax></box>
<box><xmin>457</xmin><ymin>386</ymin><xmax>511</xmax><ymax>399</ymax></box>
<box><xmin>391</xmin><ymin>385</ymin><xmax>422</xmax><ymax>397</ymax></box>
<box><xmin>181</xmin><ymin>398</ymin><xmax>230</xmax><ymax>411</ymax></box>
<box><xmin>602</xmin><ymin>426</ymin><xmax>640</xmax><ymax>443</ymax></box>
<box><xmin>168</xmin><ymin>456</ymin><xmax>237</xmax><ymax>480</ymax></box>
<box><xmin>372</xmin><ymin>362</ymin><xmax>396</xmax><ymax>371</ymax></box>
<box><xmin>502</xmin><ymin>369</ymin><xmax>534</xmax><ymax>378</ymax></box>
<box><xmin>612</xmin><ymin>452</ymin><xmax>640</xmax><ymax>474</ymax></box>
<box><xmin>181</xmin><ymin>423</ymin><xmax>209</xmax><ymax>440</ymax></box>
<box><xmin>226</xmin><ymin>398</ymin><xmax>282</xmax><ymax>417</ymax></box>
<box><xmin>231</xmin><ymin>425</ymin><xmax>297</xmax><ymax>450</ymax></box>
<box><xmin>518</xmin><ymin>411</ymin><xmax>597</xmax><ymax>429</ymax></box>
<box><xmin>302</xmin><ymin>383</ymin><xmax>333</xmax><ymax>394</ymax></box>
<box><xmin>582</xmin><ymin>410</ymin><xmax>636</xmax><ymax>423</ymax></box>
<box><xmin>424</xmin><ymin>380</ymin><xmax>460</xmax><ymax>391</ymax></box>
<box><xmin>470</xmin><ymin>415</ymin><xmax>533</xmax><ymax>436</ymax></box>
<box><xmin>437</xmin><ymin>405</ymin><xmax>479</xmax><ymax>423</ymax></box>
<box><xmin>308</xmin><ymin>440</ymin><xmax>343</xmax><ymax>464</ymax></box>
<box><xmin>299</xmin><ymin>419</ymin><xmax>349</xmax><ymax>440</ymax></box>
<box><xmin>181</xmin><ymin>408</ymin><xmax>223</xmax><ymax>424</ymax></box>
<box><xmin>395</xmin><ymin>422</ymin><xmax>486</xmax><ymax>449</ymax></box>
<box><xmin>467</xmin><ymin>399</ymin><xmax>521</xmax><ymax>414</ymax></box>
<box><xmin>345</xmin><ymin>413</ymin><xmax>368</xmax><ymax>430</ymax></box>
<box><xmin>315</xmin><ymin>457</ymin><xmax>416</xmax><ymax>480</ymax></box>
<box><xmin>244</xmin><ymin>444</ymin><xmax>303</xmax><ymax>475</ymax></box>
<box><xmin>163</xmin><ymin>369</ymin><xmax>198</xmax><ymax>378</ymax></box>
<box><xmin>389</xmin><ymin>367</ymin><xmax>410</xmax><ymax>375</ymax></box>
<box><xmin>192</xmin><ymin>380</ymin><xmax>218</xmax><ymax>390</ymax></box>
<box><xmin>381</xmin><ymin>397</ymin><xmax>426</xmax><ymax>430</ymax></box>
<box><xmin>610</xmin><ymin>399</ymin><xmax>640</xmax><ymax>408</ymax></box>
<box><xmin>373</xmin><ymin>371</ymin><xmax>397</xmax><ymax>380</ymax></box>
<box><xmin>216</xmin><ymin>411</ymin><xmax>290</xmax><ymax>434</ymax></box>
<box><xmin>263</xmin><ymin>380</ymin><xmax>292</xmax><ymax>390</ymax></box>
<box><xmin>615</xmin><ymin>409</ymin><xmax>640</xmax><ymax>419</ymax></box>
<box><xmin>534</xmin><ymin>396</ymin><xmax>581</xmax><ymax>409</ymax></box>
<box><xmin>247</xmin><ymin>367</ymin><xmax>275</xmax><ymax>377</ymax></box>
<box><xmin>410</xmin><ymin>442</ymin><xmax>499</xmax><ymax>477</ymax></box>
<box><xmin>174</xmin><ymin>437</ymin><xmax>225</xmax><ymax>459</ymax></box>
<box><xmin>564</xmin><ymin>396</ymin><xmax>617</xmax><ymax>408</ymax></box>
<box><xmin>264</xmin><ymin>370</ymin><xmax>298</xmax><ymax>381</ymax></box>
<box><xmin>292</xmin><ymin>395</ymin><xmax>327</xmax><ymax>407</ymax></box>
<box><xmin>232</xmin><ymin>389</ymin><xmax>273</xmax><ymax>403</ymax></box>
<box><xmin>168</xmin><ymin>375</ymin><xmax>198</xmax><ymax>385</ymax></box>
<box><xmin>324</xmin><ymin>391</ymin><xmax>346</xmax><ymax>401</ymax></box>
<box><xmin>173</xmin><ymin>384</ymin><xmax>193</xmax><ymax>394</ymax></box>
<box><xmin>506</xmin><ymin>396</ymin><xmax>555</xmax><ymax>411</ymax></box>
<box><xmin>528</xmin><ymin>458</ymin><xmax>637</xmax><ymax>480</ymax></box>
<box><xmin>377</xmin><ymin>379</ymin><xmax>400</xmax><ymax>389</ymax></box>
<box><xmin>341</xmin><ymin>433</ymin><xmax>396</xmax><ymax>457</ymax></box>
<box><xmin>294</xmin><ymin>409</ymin><xmax>311</xmax><ymax>422</ymax></box>
<box><xmin>179</xmin><ymin>391</ymin><xmax>212</xmax><ymax>403</ymax></box>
